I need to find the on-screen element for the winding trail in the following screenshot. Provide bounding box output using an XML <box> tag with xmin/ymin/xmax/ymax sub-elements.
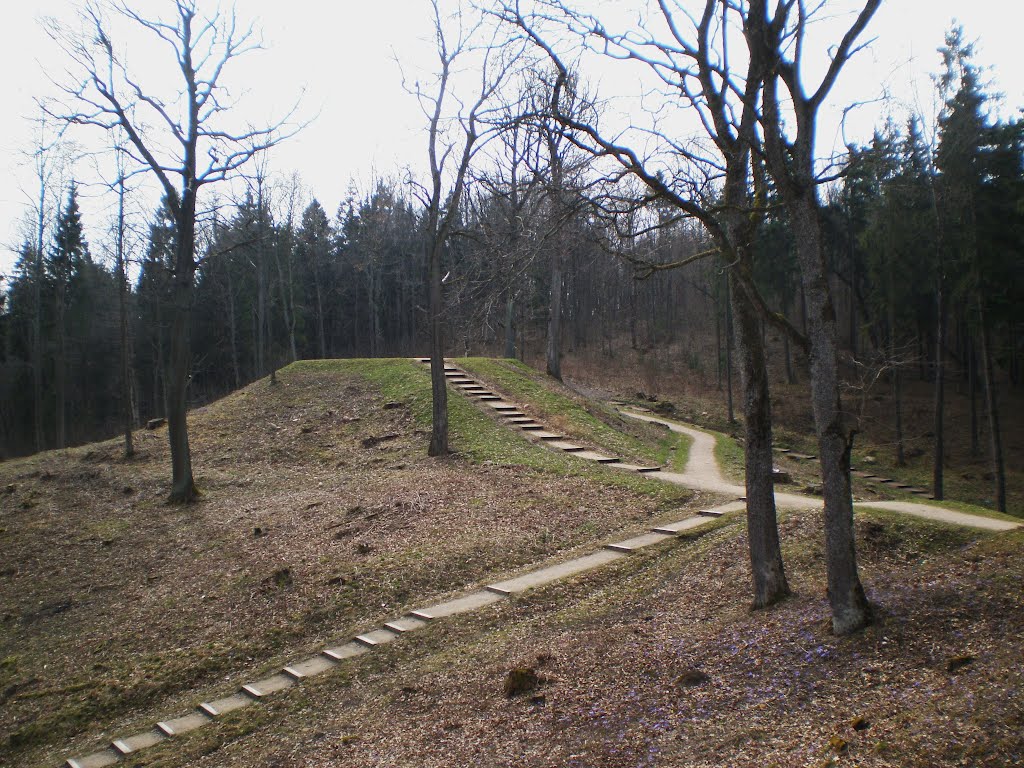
<box><xmin>620</xmin><ymin>409</ymin><xmax>1020</xmax><ymax>532</ymax></box>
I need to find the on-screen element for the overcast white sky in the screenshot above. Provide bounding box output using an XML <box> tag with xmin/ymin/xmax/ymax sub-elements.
<box><xmin>2</xmin><ymin>0</ymin><xmax>1022</xmax><ymax>279</ymax></box>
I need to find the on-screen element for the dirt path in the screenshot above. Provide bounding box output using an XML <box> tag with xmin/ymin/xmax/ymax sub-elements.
<box><xmin>620</xmin><ymin>409</ymin><xmax>1020</xmax><ymax>531</ymax></box>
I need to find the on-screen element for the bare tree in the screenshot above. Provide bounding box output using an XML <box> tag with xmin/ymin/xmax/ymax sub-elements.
<box><xmin>48</xmin><ymin>0</ymin><xmax>298</xmax><ymax>501</ymax></box>
<box><xmin>748</xmin><ymin>0</ymin><xmax>882</xmax><ymax>634</ymax></box>
<box><xmin>498</xmin><ymin>0</ymin><xmax>796</xmax><ymax>608</ymax></box>
<box><xmin>409</xmin><ymin>0</ymin><xmax>520</xmax><ymax>456</ymax></box>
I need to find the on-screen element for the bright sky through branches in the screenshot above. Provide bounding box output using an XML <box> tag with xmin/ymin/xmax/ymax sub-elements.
<box><xmin>1</xmin><ymin>0</ymin><xmax>1021</xmax><ymax>277</ymax></box>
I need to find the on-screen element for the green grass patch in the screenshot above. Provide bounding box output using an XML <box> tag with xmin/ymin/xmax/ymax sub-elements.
<box><xmin>286</xmin><ymin>359</ymin><xmax>677</xmax><ymax>500</ymax></box>
<box><xmin>711</xmin><ymin>430</ymin><xmax>745</xmax><ymax>484</ymax></box>
<box><xmin>456</xmin><ymin>357</ymin><xmax>675</xmax><ymax>465</ymax></box>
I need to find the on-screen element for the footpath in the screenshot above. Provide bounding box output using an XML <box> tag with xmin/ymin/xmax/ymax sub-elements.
<box><xmin>62</xmin><ymin>360</ymin><xmax>1019</xmax><ymax>767</ymax></box>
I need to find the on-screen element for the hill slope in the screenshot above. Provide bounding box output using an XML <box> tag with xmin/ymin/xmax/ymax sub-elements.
<box><xmin>1</xmin><ymin>358</ymin><xmax>1021</xmax><ymax>767</ymax></box>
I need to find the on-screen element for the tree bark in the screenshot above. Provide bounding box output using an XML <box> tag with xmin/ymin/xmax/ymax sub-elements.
<box><xmin>116</xmin><ymin>172</ymin><xmax>134</xmax><ymax>458</ymax></box>
<box><xmin>55</xmin><ymin>279</ymin><xmax>67</xmax><ymax>449</ymax></box>
<box><xmin>933</xmin><ymin>275</ymin><xmax>946</xmax><ymax>500</ymax></box>
<box><xmin>427</xmin><ymin>239</ymin><xmax>448</xmax><ymax>457</ymax></box>
<box><xmin>725</xmin><ymin>276</ymin><xmax>735</xmax><ymax>423</ymax></box>
<box><xmin>166</xmin><ymin>190</ymin><xmax>198</xmax><ymax>503</ymax></box>
<box><xmin>790</xmin><ymin>198</ymin><xmax>870</xmax><ymax>634</ymax></box>
<box><xmin>546</xmin><ymin>250</ymin><xmax>563</xmax><ymax>381</ymax></box>
<box><xmin>977</xmin><ymin>300</ymin><xmax>1006</xmax><ymax>512</ymax></box>
<box><xmin>730</xmin><ymin>269</ymin><xmax>789</xmax><ymax>607</ymax></box>
<box><xmin>504</xmin><ymin>290</ymin><xmax>516</xmax><ymax>359</ymax></box>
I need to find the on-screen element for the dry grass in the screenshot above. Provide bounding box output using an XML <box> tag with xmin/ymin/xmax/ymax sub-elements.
<box><xmin>118</xmin><ymin>510</ymin><xmax>1024</xmax><ymax>768</ymax></box>
<box><xmin>0</xmin><ymin>360</ymin><xmax>687</xmax><ymax>766</ymax></box>
<box><xmin>3</xmin><ymin>356</ymin><xmax>1021</xmax><ymax>768</ymax></box>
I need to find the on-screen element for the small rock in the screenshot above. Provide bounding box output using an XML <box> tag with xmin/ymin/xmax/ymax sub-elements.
<box><xmin>802</xmin><ymin>484</ymin><xmax>823</xmax><ymax>496</ymax></box>
<box><xmin>504</xmin><ymin>667</ymin><xmax>541</xmax><ymax>697</ymax></box>
<box><xmin>3</xmin><ymin>484</ymin><xmax>14</xmax><ymax>494</ymax></box>
<box><xmin>947</xmin><ymin>654</ymin><xmax>974</xmax><ymax>673</ymax></box>
<box><xmin>862</xmin><ymin>455</ymin><xmax>876</xmax><ymax>464</ymax></box>
<box><xmin>146</xmin><ymin>418</ymin><xmax>166</xmax><ymax>430</ymax></box>
<box><xmin>355</xmin><ymin>542</ymin><xmax>373</xmax><ymax>555</ymax></box>
<box><xmin>771</xmin><ymin>468</ymin><xmax>792</xmax><ymax>484</ymax></box>
<box><xmin>675</xmin><ymin>668</ymin><xmax>710</xmax><ymax>687</ymax></box>
<box><xmin>851</xmin><ymin>715</ymin><xmax>871</xmax><ymax>731</ymax></box>
<box><xmin>829</xmin><ymin>735</ymin><xmax>848</xmax><ymax>752</ymax></box>
<box><xmin>383</xmin><ymin>402</ymin><xmax>404</xmax><ymax>410</ymax></box>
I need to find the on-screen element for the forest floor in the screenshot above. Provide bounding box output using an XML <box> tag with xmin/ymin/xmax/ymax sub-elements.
<box><xmin>555</xmin><ymin>341</ymin><xmax>1024</xmax><ymax>516</ymax></box>
<box><xmin>1</xmin><ymin>358</ymin><xmax>1022</xmax><ymax>767</ymax></box>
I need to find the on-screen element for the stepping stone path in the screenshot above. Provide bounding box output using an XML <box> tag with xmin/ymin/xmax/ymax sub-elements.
<box><xmin>62</xmin><ymin>359</ymin><xmax>1020</xmax><ymax>767</ymax></box>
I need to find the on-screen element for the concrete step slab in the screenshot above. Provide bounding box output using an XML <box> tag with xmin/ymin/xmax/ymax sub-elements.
<box><xmin>605</xmin><ymin>532</ymin><xmax>675</xmax><ymax>552</ymax></box>
<box><xmin>354</xmin><ymin>628</ymin><xmax>399</xmax><ymax>647</ymax></box>
<box><xmin>447</xmin><ymin>378</ymin><xmax>475</xmax><ymax>385</ymax></box>
<box><xmin>410</xmin><ymin>590</ymin><xmax>505</xmax><ymax>621</ymax></box>
<box><xmin>112</xmin><ymin>730</ymin><xmax>166</xmax><ymax>755</ymax></box>
<box><xmin>477</xmin><ymin>395</ymin><xmax>501</xmax><ymax>401</ymax></box>
<box><xmin>487</xmin><ymin>550</ymin><xmax>626</xmax><ymax>595</ymax></box>
<box><xmin>502</xmin><ymin>413</ymin><xmax>530</xmax><ymax>420</ymax></box>
<box><xmin>322</xmin><ymin>642</ymin><xmax>369</xmax><ymax>662</ymax></box>
<box><xmin>488</xmin><ymin>402</ymin><xmax>521</xmax><ymax>411</ymax></box>
<box><xmin>156</xmin><ymin>712</ymin><xmax>212</xmax><ymax>737</ymax></box>
<box><xmin>199</xmin><ymin>692</ymin><xmax>254</xmax><ymax>717</ymax></box>
<box><xmin>241</xmin><ymin>673</ymin><xmax>295</xmax><ymax>699</ymax></box>
<box><xmin>283</xmin><ymin>654</ymin><xmax>337</xmax><ymax>680</ymax></box>
<box><xmin>547</xmin><ymin>441</ymin><xmax>584</xmax><ymax>452</ymax></box>
<box><xmin>573</xmin><ymin>450</ymin><xmax>618</xmax><ymax>463</ymax></box>
<box><xmin>384</xmin><ymin>616</ymin><xmax>429</xmax><ymax>633</ymax></box>
<box><xmin>67</xmin><ymin>750</ymin><xmax>120</xmax><ymax>768</ymax></box>
<box><xmin>652</xmin><ymin>517</ymin><xmax>716</xmax><ymax>535</ymax></box>
<box><xmin>608</xmin><ymin>462</ymin><xmax>660</xmax><ymax>473</ymax></box>
<box><xmin>530</xmin><ymin>431</ymin><xmax>563</xmax><ymax>439</ymax></box>
<box><xmin>698</xmin><ymin>509</ymin><xmax>726</xmax><ymax>517</ymax></box>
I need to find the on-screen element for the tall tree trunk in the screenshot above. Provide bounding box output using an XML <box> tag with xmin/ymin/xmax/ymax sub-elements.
<box><xmin>166</xmin><ymin>193</ymin><xmax>198</xmax><ymax>503</ymax></box>
<box><xmin>314</xmin><ymin>274</ymin><xmax>327</xmax><ymax>359</ymax></box>
<box><xmin>33</xmin><ymin>184</ymin><xmax>46</xmax><ymax>454</ymax></box>
<box><xmin>888</xmin><ymin>282</ymin><xmax>904</xmax><ymax>466</ymax></box>
<box><xmin>968</xmin><ymin>333</ymin><xmax>979</xmax><ymax>457</ymax></box>
<box><xmin>977</xmin><ymin>300</ymin><xmax>1006</xmax><ymax>512</ymax></box>
<box><xmin>55</xmin><ymin>281</ymin><xmax>66</xmax><ymax>449</ymax></box>
<box><xmin>725</xmin><ymin>276</ymin><xmax>735</xmax><ymax>423</ymax></box>
<box><xmin>933</xmin><ymin>275</ymin><xmax>946</xmax><ymax>500</ymax></box>
<box><xmin>546</xmin><ymin>250</ymin><xmax>563</xmax><ymax>381</ymax></box>
<box><xmin>428</xmin><ymin>239</ymin><xmax>448</xmax><ymax>457</ymax></box>
<box><xmin>791</xmin><ymin>198</ymin><xmax>870</xmax><ymax>635</ymax></box>
<box><xmin>715</xmin><ymin>285</ymin><xmax>723</xmax><ymax>391</ymax></box>
<box><xmin>116</xmin><ymin>174</ymin><xmax>134</xmax><ymax>458</ymax></box>
<box><xmin>504</xmin><ymin>290</ymin><xmax>516</xmax><ymax>359</ymax></box>
<box><xmin>730</xmin><ymin>270</ymin><xmax>789</xmax><ymax>608</ymax></box>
